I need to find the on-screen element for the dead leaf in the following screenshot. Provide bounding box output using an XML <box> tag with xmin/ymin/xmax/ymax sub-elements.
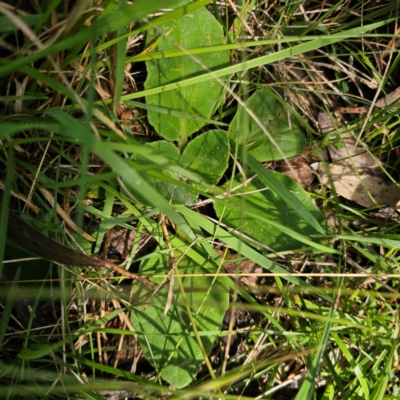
<box><xmin>334</xmin><ymin>86</ymin><xmax>400</xmax><ymax>114</ymax></box>
<box><xmin>318</xmin><ymin>111</ymin><xmax>338</xmax><ymax>134</ymax></box>
<box><xmin>316</xmin><ymin>162</ymin><xmax>400</xmax><ymax>207</ymax></box>
<box><xmin>317</xmin><ymin>111</ymin><xmax>400</xmax><ymax>207</ymax></box>
<box><xmin>276</xmin><ymin>157</ymin><xmax>314</xmax><ymax>188</ymax></box>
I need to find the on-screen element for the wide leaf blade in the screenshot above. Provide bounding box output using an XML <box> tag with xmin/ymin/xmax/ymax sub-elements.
<box><xmin>145</xmin><ymin>1</ymin><xmax>230</xmax><ymax>142</ymax></box>
<box><xmin>131</xmin><ymin>252</ymin><xmax>228</xmax><ymax>388</ymax></box>
<box><xmin>228</xmin><ymin>88</ymin><xmax>307</xmax><ymax>161</ymax></box>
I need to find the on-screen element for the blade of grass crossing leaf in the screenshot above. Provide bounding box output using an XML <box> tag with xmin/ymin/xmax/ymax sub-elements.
<box><xmin>86</xmin><ymin>142</ymin><xmax>204</xmax><ymax>185</ymax></box>
<box><xmin>91</xmin><ymin>140</ymin><xmax>193</xmax><ymax>235</ymax></box>
<box><xmin>126</xmin><ymin>99</ymin><xmax>228</xmax><ymax>127</ymax></box>
<box><xmin>123</xmin><ymin>19</ymin><xmax>396</xmax><ymax>101</ymax></box>
<box><xmin>178</xmin><ymin>206</ymin><xmax>333</xmax><ymax>303</ymax></box>
<box><xmin>84</xmin><ymin>0</ymin><xmax>214</xmax><ymax>60</ymax></box>
<box><xmin>127</xmin><ymin>38</ymin><xmax>317</xmax><ymax>63</ymax></box>
<box><xmin>144</xmin><ymin>3</ymin><xmax>231</xmax><ymax>143</ymax></box>
<box><xmin>175</xmin><ymin>213</ymin><xmax>286</xmax><ymax>332</ymax></box>
<box><xmin>214</xmin><ymin>195</ymin><xmax>336</xmax><ymax>253</ymax></box>
<box><xmin>246</xmin><ymin>154</ymin><xmax>324</xmax><ymax>234</ymax></box>
<box><xmin>47</xmin><ymin>110</ymin><xmax>192</xmax><ymax>236</ymax></box>
<box><xmin>175</xmin><ymin>267</ymin><xmax>218</xmax><ymax>382</ymax></box>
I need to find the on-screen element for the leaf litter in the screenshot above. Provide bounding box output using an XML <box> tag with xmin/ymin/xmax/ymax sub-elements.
<box><xmin>315</xmin><ymin>103</ymin><xmax>400</xmax><ymax>209</ymax></box>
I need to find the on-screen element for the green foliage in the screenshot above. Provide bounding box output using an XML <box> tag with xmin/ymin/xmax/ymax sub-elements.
<box><xmin>179</xmin><ymin>129</ymin><xmax>229</xmax><ymax>186</ymax></box>
<box><xmin>215</xmin><ymin>171</ymin><xmax>326</xmax><ymax>251</ymax></box>
<box><xmin>145</xmin><ymin>0</ymin><xmax>230</xmax><ymax>145</ymax></box>
<box><xmin>131</xmin><ymin>250</ymin><xmax>229</xmax><ymax>388</ymax></box>
<box><xmin>132</xmin><ymin>130</ymin><xmax>229</xmax><ymax>205</ymax></box>
<box><xmin>3</xmin><ymin>0</ymin><xmax>400</xmax><ymax>398</ymax></box>
<box><xmin>133</xmin><ymin>140</ymin><xmax>198</xmax><ymax>205</ymax></box>
<box><xmin>228</xmin><ymin>87</ymin><xmax>307</xmax><ymax>161</ymax></box>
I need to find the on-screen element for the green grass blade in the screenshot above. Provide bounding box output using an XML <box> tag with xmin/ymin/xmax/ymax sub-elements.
<box><xmin>123</xmin><ymin>19</ymin><xmax>396</xmax><ymax>101</ymax></box>
<box><xmin>0</xmin><ymin>0</ymin><xmax>187</xmax><ymax>77</ymax></box>
<box><xmin>247</xmin><ymin>153</ymin><xmax>325</xmax><ymax>235</ymax></box>
<box><xmin>179</xmin><ymin>206</ymin><xmax>333</xmax><ymax>302</ymax></box>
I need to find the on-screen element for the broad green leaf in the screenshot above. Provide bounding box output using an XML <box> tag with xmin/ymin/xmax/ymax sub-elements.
<box><xmin>134</xmin><ymin>141</ymin><xmax>198</xmax><ymax>205</ymax></box>
<box><xmin>247</xmin><ymin>153</ymin><xmax>325</xmax><ymax>234</ymax></box>
<box><xmin>131</xmin><ymin>251</ymin><xmax>228</xmax><ymax>389</ymax></box>
<box><xmin>179</xmin><ymin>206</ymin><xmax>333</xmax><ymax>302</ymax></box>
<box><xmin>145</xmin><ymin>0</ymin><xmax>230</xmax><ymax>143</ymax></box>
<box><xmin>228</xmin><ymin>87</ymin><xmax>307</xmax><ymax>161</ymax></box>
<box><xmin>179</xmin><ymin>130</ymin><xmax>229</xmax><ymax>186</ymax></box>
<box><xmin>214</xmin><ymin>172</ymin><xmax>326</xmax><ymax>251</ymax></box>
<box><xmin>133</xmin><ymin>132</ymin><xmax>229</xmax><ymax>205</ymax></box>
<box><xmin>126</xmin><ymin>21</ymin><xmax>396</xmax><ymax>102</ymax></box>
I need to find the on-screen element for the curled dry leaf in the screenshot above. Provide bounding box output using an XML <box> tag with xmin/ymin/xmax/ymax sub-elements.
<box><xmin>316</xmin><ymin>112</ymin><xmax>400</xmax><ymax>207</ymax></box>
<box><xmin>276</xmin><ymin>156</ymin><xmax>314</xmax><ymax>189</ymax></box>
<box><xmin>316</xmin><ymin>162</ymin><xmax>400</xmax><ymax>207</ymax></box>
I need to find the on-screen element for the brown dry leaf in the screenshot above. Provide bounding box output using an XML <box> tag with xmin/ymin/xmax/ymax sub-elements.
<box><xmin>276</xmin><ymin>157</ymin><xmax>314</xmax><ymax>188</ymax></box>
<box><xmin>318</xmin><ymin>111</ymin><xmax>339</xmax><ymax>134</ymax></box>
<box><xmin>216</xmin><ymin>249</ymin><xmax>262</xmax><ymax>287</ymax></box>
<box><xmin>334</xmin><ymin>86</ymin><xmax>400</xmax><ymax>115</ymax></box>
<box><xmin>108</xmin><ymin>224</ymin><xmax>156</xmax><ymax>262</ymax></box>
<box><xmin>109</xmin><ymin>225</ymin><xmax>137</xmax><ymax>259</ymax></box>
<box><xmin>317</xmin><ymin>162</ymin><xmax>400</xmax><ymax>207</ymax></box>
<box><xmin>316</xmin><ymin>112</ymin><xmax>400</xmax><ymax>207</ymax></box>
